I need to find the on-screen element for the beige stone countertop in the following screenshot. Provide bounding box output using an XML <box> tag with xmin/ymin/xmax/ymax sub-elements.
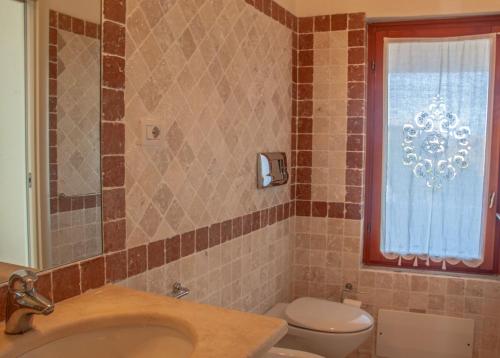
<box><xmin>0</xmin><ymin>285</ymin><xmax>288</xmax><ymax>357</ymax></box>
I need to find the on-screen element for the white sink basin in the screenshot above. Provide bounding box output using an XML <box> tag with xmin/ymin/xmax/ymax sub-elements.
<box><xmin>12</xmin><ymin>315</ymin><xmax>195</xmax><ymax>358</ymax></box>
<box><xmin>21</xmin><ymin>324</ymin><xmax>193</xmax><ymax>357</ymax></box>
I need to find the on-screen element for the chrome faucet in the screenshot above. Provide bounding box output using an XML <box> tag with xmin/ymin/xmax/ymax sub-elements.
<box><xmin>168</xmin><ymin>282</ymin><xmax>190</xmax><ymax>299</ymax></box>
<box><xmin>4</xmin><ymin>270</ymin><xmax>54</xmax><ymax>334</ymax></box>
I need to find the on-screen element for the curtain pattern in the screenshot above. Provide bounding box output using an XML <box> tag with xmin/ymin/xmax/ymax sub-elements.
<box><xmin>381</xmin><ymin>36</ymin><xmax>494</xmax><ymax>268</ymax></box>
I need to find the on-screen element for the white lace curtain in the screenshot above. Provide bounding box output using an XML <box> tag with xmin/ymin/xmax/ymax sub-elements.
<box><xmin>381</xmin><ymin>36</ymin><xmax>495</xmax><ymax>268</ymax></box>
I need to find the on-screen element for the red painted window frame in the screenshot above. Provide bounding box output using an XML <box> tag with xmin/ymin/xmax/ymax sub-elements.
<box><xmin>364</xmin><ymin>16</ymin><xmax>500</xmax><ymax>275</ymax></box>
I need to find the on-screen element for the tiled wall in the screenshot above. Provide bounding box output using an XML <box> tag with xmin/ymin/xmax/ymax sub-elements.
<box><xmin>57</xmin><ymin>28</ymin><xmax>100</xmax><ymax>197</ymax></box>
<box><xmin>293</xmin><ymin>13</ymin><xmax>364</xmax><ymax>219</ymax></box>
<box><xmin>292</xmin><ymin>13</ymin><xmax>500</xmax><ymax>358</ymax></box>
<box><xmin>121</xmin><ymin>0</ymin><xmax>296</xmax><ymax>310</ymax></box>
<box><xmin>48</xmin><ymin>11</ymin><xmax>102</xmax><ymax>215</ymax></box>
<box><xmin>1</xmin><ymin>2</ymin><xmax>498</xmax><ymax>358</ymax></box>
<box><xmin>0</xmin><ymin>0</ymin><xmax>127</xmax><ymax>320</ymax></box>
<box><xmin>120</xmin><ymin>215</ymin><xmax>293</xmax><ymax>312</ymax></box>
<box><xmin>47</xmin><ymin>12</ymin><xmax>103</xmax><ymax>266</ymax></box>
<box><xmin>124</xmin><ymin>0</ymin><xmax>292</xmax><ymax>242</ymax></box>
<box><xmin>294</xmin><ymin>216</ymin><xmax>500</xmax><ymax>358</ymax></box>
<box><xmin>49</xmin><ymin>206</ymin><xmax>102</xmax><ymax>267</ymax></box>
<box><xmin>0</xmin><ymin>0</ymin><xmax>298</xmax><ymax>321</ymax></box>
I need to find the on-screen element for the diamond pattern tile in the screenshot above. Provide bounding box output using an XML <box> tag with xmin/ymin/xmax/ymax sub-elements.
<box><xmin>57</xmin><ymin>30</ymin><xmax>101</xmax><ymax>196</ymax></box>
<box><xmin>125</xmin><ymin>0</ymin><xmax>292</xmax><ymax>244</ymax></box>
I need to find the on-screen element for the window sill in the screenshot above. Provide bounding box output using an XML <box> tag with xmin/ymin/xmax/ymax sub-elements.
<box><xmin>360</xmin><ymin>263</ymin><xmax>500</xmax><ymax>281</ymax></box>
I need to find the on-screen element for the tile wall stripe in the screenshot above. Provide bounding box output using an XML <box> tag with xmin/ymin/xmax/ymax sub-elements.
<box><xmin>0</xmin><ymin>0</ymin><xmax>298</xmax><ymax>321</ymax></box>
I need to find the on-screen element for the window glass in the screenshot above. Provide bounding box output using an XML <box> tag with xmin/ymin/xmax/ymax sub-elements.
<box><xmin>382</xmin><ymin>37</ymin><xmax>493</xmax><ymax>262</ymax></box>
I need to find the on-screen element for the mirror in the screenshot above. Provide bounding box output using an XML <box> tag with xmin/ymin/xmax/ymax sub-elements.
<box><xmin>0</xmin><ymin>0</ymin><xmax>102</xmax><ymax>282</ymax></box>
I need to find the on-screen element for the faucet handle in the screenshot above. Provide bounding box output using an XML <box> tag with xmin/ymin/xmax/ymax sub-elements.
<box><xmin>169</xmin><ymin>282</ymin><xmax>190</xmax><ymax>299</ymax></box>
<box><xmin>8</xmin><ymin>270</ymin><xmax>38</xmax><ymax>293</ymax></box>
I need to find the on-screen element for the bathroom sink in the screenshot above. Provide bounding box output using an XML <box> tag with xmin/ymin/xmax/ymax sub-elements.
<box><xmin>13</xmin><ymin>315</ymin><xmax>195</xmax><ymax>358</ymax></box>
<box><xmin>21</xmin><ymin>324</ymin><xmax>193</xmax><ymax>357</ymax></box>
<box><xmin>0</xmin><ymin>286</ymin><xmax>287</xmax><ymax>358</ymax></box>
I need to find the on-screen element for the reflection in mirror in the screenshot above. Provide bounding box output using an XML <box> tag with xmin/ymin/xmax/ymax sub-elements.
<box><xmin>47</xmin><ymin>6</ymin><xmax>102</xmax><ymax>268</ymax></box>
<box><xmin>0</xmin><ymin>0</ymin><xmax>102</xmax><ymax>282</ymax></box>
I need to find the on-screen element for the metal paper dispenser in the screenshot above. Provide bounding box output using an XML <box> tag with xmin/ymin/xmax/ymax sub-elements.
<box><xmin>257</xmin><ymin>152</ymin><xmax>289</xmax><ymax>188</ymax></box>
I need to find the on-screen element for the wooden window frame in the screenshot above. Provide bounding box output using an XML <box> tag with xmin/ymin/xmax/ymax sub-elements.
<box><xmin>364</xmin><ymin>15</ymin><xmax>500</xmax><ymax>275</ymax></box>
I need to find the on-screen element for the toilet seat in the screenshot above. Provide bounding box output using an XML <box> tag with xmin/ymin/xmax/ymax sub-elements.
<box><xmin>285</xmin><ymin>297</ymin><xmax>374</xmax><ymax>333</ymax></box>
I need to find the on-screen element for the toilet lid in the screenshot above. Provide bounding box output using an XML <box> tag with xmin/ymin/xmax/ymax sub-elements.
<box><xmin>285</xmin><ymin>297</ymin><xmax>374</xmax><ymax>333</ymax></box>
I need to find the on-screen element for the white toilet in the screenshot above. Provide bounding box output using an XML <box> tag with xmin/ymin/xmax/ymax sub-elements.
<box><xmin>266</xmin><ymin>297</ymin><xmax>374</xmax><ymax>358</ymax></box>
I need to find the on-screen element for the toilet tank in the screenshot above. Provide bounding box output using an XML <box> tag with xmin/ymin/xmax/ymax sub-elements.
<box><xmin>376</xmin><ymin>309</ymin><xmax>474</xmax><ymax>358</ymax></box>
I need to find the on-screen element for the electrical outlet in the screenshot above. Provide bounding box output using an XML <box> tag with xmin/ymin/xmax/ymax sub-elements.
<box><xmin>141</xmin><ymin>119</ymin><xmax>164</xmax><ymax>146</ymax></box>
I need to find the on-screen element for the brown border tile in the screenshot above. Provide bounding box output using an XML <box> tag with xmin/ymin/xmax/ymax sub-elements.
<box><xmin>52</xmin><ymin>264</ymin><xmax>81</xmax><ymax>302</ymax></box>
<box><xmin>81</xmin><ymin>257</ymin><xmax>105</xmax><ymax>293</ymax></box>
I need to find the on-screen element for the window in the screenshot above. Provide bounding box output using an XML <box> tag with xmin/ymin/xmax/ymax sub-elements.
<box><xmin>364</xmin><ymin>17</ymin><xmax>500</xmax><ymax>274</ymax></box>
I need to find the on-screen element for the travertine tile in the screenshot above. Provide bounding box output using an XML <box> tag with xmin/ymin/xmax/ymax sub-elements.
<box><xmin>125</xmin><ymin>2</ymin><xmax>291</xmax><ymax>237</ymax></box>
<box><xmin>57</xmin><ymin>30</ymin><xmax>100</xmax><ymax>197</ymax></box>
